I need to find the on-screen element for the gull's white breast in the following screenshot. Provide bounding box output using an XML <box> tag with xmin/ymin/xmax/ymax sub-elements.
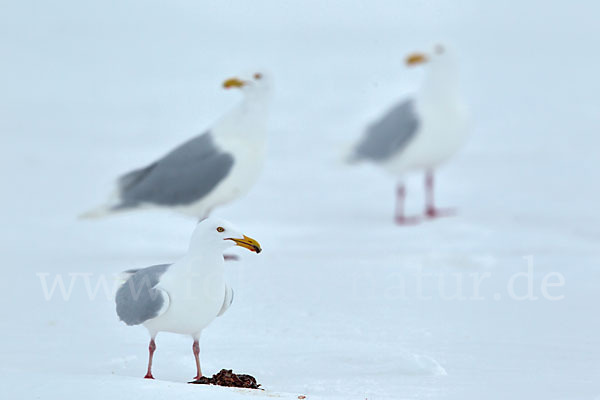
<box><xmin>143</xmin><ymin>259</ymin><xmax>226</xmax><ymax>336</ymax></box>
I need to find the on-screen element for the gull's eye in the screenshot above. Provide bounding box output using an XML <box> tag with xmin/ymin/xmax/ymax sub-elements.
<box><xmin>254</xmin><ymin>73</ymin><xmax>262</xmax><ymax>80</ymax></box>
<box><xmin>216</xmin><ymin>227</ymin><xmax>225</xmax><ymax>233</ymax></box>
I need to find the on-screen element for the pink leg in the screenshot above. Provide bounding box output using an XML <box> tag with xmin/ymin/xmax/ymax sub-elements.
<box><xmin>223</xmin><ymin>254</ymin><xmax>239</xmax><ymax>261</ymax></box>
<box><xmin>192</xmin><ymin>339</ymin><xmax>202</xmax><ymax>380</ymax></box>
<box><xmin>395</xmin><ymin>183</ymin><xmax>420</xmax><ymax>225</ymax></box>
<box><xmin>424</xmin><ymin>170</ymin><xmax>455</xmax><ymax>218</ymax></box>
<box><xmin>144</xmin><ymin>338</ymin><xmax>156</xmax><ymax>379</ymax></box>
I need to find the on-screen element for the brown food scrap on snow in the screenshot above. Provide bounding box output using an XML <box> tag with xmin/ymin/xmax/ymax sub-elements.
<box><xmin>189</xmin><ymin>369</ymin><xmax>261</xmax><ymax>389</ymax></box>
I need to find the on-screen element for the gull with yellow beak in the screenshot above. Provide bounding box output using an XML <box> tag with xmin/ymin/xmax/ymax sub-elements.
<box><xmin>115</xmin><ymin>217</ymin><xmax>262</xmax><ymax>380</ymax></box>
<box><xmin>81</xmin><ymin>71</ymin><xmax>272</xmax><ymax>220</ymax></box>
<box><xmin>348</xmin><ymin>45</ymin><xmax>469</xmax><ymax>224</ymax></box>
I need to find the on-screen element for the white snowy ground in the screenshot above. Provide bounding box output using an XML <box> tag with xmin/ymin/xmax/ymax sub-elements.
<box><xmin>1</xmin><ymin>1</ymin><xmax>599</xmax><ymax>399</ymax></box>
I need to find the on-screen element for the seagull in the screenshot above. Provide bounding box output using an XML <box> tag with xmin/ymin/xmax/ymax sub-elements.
<box><xmin>115</xmin><ymin>217</ymin><xmax>262</xmax><ymax>380</ymax></box>
<box><xmin>81</xmin><ymin>71</ymin><xmax>272</xmax><ymax>220</ymax></box>
<box><xmin>348</xmin><ymin>45</ymin><xmax>469</xmax><ymax>224</ymax></box>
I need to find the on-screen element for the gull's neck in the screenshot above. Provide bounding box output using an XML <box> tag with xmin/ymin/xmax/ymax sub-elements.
<box><xmin>188</xmin><ymin>241</ymin><xmax>225</xmax><ymax>262</ymax></box>
<box><xmin>418</xmin><ymin>57</ymin><xmax>462</xmax><ymax>109</ymax></box>
<box><xmin>215</xmin><ymin>90</ymin><xmax>270</xmax><ymax>142</ymax></box>
<box><xmin>171</xmin><ymin>249</ymin><xmax>223</xmax><ymax>284</ymax></box>
<box><xmin>240</xmin><ymin>91</ymin><xmax>270</xmax><ymax>128</ymax></box>
<box><xmin>175</xmin><ymin>232</ymin><xmax>227</xmax><ymax>271</ymax></box>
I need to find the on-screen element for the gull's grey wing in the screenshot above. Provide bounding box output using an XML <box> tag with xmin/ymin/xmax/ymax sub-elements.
<box><xmin>115</xmin><ymin>264</ymin><xmax>171</xmax><ymax>326</ymax></box>
<box><xmin>351</xmin><ymin>99</ymin><xmax>420</xmax><ymax>162</ymax></box>
<box><xmin>115</xmin><ymin>132</ymin><xmax>234</xmax><ymax>209</ymax></box>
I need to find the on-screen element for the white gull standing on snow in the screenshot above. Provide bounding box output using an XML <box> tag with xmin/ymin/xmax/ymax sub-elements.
<box><xmin>348</xmin><ymin>45</ymin><xmax>469</xmax><ymax>224</ymax></box>
<box><xmin>115</xmin><ymin>217</ymin><xmax>262</xmax><ymax>380</ymax></box>
<box><xmin>81</xmin><ymin>71</ymin><xmax>272</xmax><ymax>220</ymax></box>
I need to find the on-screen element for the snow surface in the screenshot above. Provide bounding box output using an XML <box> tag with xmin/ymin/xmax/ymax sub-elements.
<box><xmin>1</xmin><ymin>1</ymin><xmax>599</xmax><ymax>399</ymax></box>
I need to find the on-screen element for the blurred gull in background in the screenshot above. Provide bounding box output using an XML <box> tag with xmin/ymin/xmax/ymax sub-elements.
<box><xmin>81</xmin><ymin>71</ymin><xmax>272</xmax><ymax>220</ymax></box>
<box><xmin>348</xmin><ymin>45</ymin><xmax>469</xmax><ymax>224</ymax></box>
<box><xmin>115</xmin><ymin>218</ymin><xmax>262</xmax><ymax>380</ymax></box>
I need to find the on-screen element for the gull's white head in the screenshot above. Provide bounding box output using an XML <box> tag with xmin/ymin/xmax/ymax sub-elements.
<box><xmin>190</xmin><ymin>217</ymin><xmax>262</xmax><ymax>254</ymax></box>
<box><xmin>405</xmin><ymin>44</ymin><xmax>451</xmax><ymax>68</ymax></box>
<box><xmin>222</xmin><ymin>70</ymin><xmax>272</xmax><ymax>98</ymax></box>
<box><xmin>405</xmin><ymin>44</ymin><xmax>460</xmax><ymax>102</ymax></box>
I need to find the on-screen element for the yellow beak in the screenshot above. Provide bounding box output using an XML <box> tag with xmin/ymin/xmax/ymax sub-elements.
<box><xmin>226</xmin><ymin>235</ymin><xmax>262</xmax><ymax>253</ymax></box>
<box><xmin>405</xmin><ymin>52</ymin><xmax>428</xmax><ymax>66</ymax></box>
<box><xmin>223</xmin><ymin>77</ymin><xmax>246</xmax><ymax>89</ymax></box>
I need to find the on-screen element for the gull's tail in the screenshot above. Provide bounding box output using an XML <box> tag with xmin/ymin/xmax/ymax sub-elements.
<box><xmin>78</xmin><ymin>204</ymin><xmax>115</xmax><ymax>219</ymax></box>
<box><xmin>79</xmin><ymin>185</ymin><xmax>126</xmax><ymax>219</ymax></box>
<box><xmin>339</xmin><ymin>140</ymin><xmax>362</xmax><ymax>165</ymax></box>
<box><xmin>79</xmin><ymin>165</ymin><xmax>150</xmax><ymax>219</ymax></box>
